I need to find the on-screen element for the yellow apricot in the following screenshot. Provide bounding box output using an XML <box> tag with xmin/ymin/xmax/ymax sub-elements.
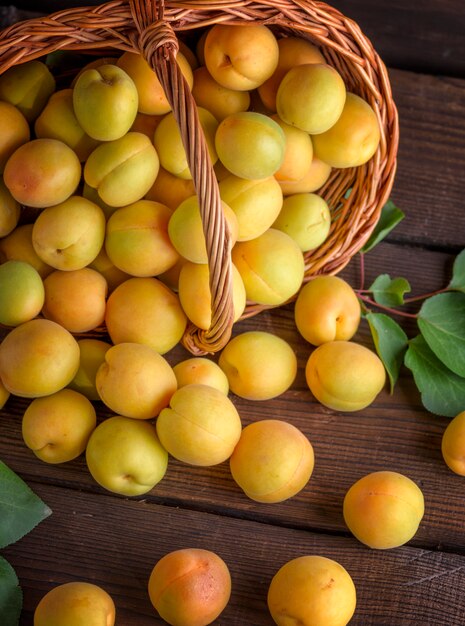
<box><xmin>68</xmin><ymin>338</ymin><xmax>111</xmax><ymax>401</ymax></box>
<box><xmin>219</xmin><ymin>331</ymin><xmax>297</xmax><ymax>401</ymax></box>
<box><xmin>105</xmin><ymin>199</ymin><xmax>179</xmax><ymax>277</ymax></box>
<box><xmin>312</xmin><ymin>92</ymin><xmax>381</xmax><ymax>168</ymax></box>
<box><xmin>441</xmin><ymin>410</ymin><xmax>465</xmax><ymax>475</ymax></box>
<box><xmin>192</xmin><ymin>66</ymin><xmax>250</xmax><ymax>121</ymax></box>
<box><xmin>168</xmin><ymin>195</ymin><xmax>238</xmax><ymax>264</ymax></box>
<box><xmin>0</xmin><ymin>101</ymin><xmax>30</xmax><ymax>173</ymax></box>
<box><xmin>42</xmin><ymin>267</ymin><xmax>108</xmax><ymax>333</ymax></box>
<box><xmin>178</xmin><ymin>261</ymin><xmax>246</xmax><ymax>330</ymax></box>
<box><xmin>204</xmin><ymin>24</ymin><xmax>279</xmax><ymax>91</ymax></box>
<box><xmin>96</xmin><ymin>342</ymin><xmax>177</xmax><ymax>419</ymax></box>
<box><xmin>230</xmin><ymin>419</ymin><xmax>314</xmax><ymax>503</ymax></box>
<box><xmin>0</xmin><ymin>260</ymin><xmax>44</xmax><ymax>327</ymax></box>
<box><xmin>144</xmin><ymin>166</ymin><xmax>196</xmax><ymax>211</ymax></box>
<box><xmin>271</xmin><ymin>114</ymin><xmax>314</xmax><ymax>182</ymax></box>
<box><xmin>0</xmin><ymin>60</ymin><xmax>55</xmax><ymax>122</ymax></box>
<box><xmin>22</xmin><ymin>388</ymin><xmax>97</xmax><ymax>464</ymax></box>
<box><xmin>0</xmin><ymin>318</ymin><xmax>80</xmax><ymax>398</ymax></box>
<box><xmin>0</xmin><ymin>178</ymin><xmax>20</xmax><ymax>238</ymax></box>
<box><xmin>0</xmin><ymin>223</ymin><xmax>53</xmax><ymax>278</ymax></box>
<box><xmin>0</xmin><ymin>376</ymin><xmax>10</xmax><ymax>409</ymax></box>
<box><xmin>218</xmin><ymin>175</ymin><xmax>283</xmax><ymax>241</ymax></box>
<box><xmin>258</xmin><ymin>36</ymin><xmax>326</xmax><ymax>111</ymax></box>
<box><xmin>156</xmin><ymin>384</ymin><xmax>242</xmax><ymax>466</ymax></box>
<box><xmin>148</xmin><ymin>548</ymin><xmax>231</xmax><ymax>626</ymax></box>
<box><xmin>295</xmin><ymin>276</ymin><xmax>361</xmax><ymax>345</ymax></box>
<box><xmin>306</xmin><ymin>341</ymin><xmax>385</xmax><ymax>411</ymax></box>
<box><xmin>278</xmin><ymin>156</ymin><xmax>332</xmax><ymax>196</ymax></box>
<box><xmin>88</xmin><ymin>246</ymin><xmax>130</xmax><ymax>293</ymax></box>
<box><xmin>34</xmin><ymin>581</ymin><xmax>115</xmax><ymax>626</ymax></box>
<box><xmin>172</xmin><ymin>357</ymin><xmax>229</xmax><ymax>394</ymax></box>
<box><xmin>277</xmin><ymin>63</ymin><xmax>346</xmax><ymax>134</ymax></box>
<box><xmin>117</xmin><ymin>50</ymin><xmax>193</xmax><ymax>115</ymax></box>
<box><xmin>232</xmin><ymin>229</ymin><xmax>304</xmax><ymax>306</ymax></box>
<box><xmin>4</xmin><ymin>138</ymin><xmax>81</xmax><ymax>209</ymax></box>
<box><xmin>105</xmin><ymin>277</ymin><xmax>187</xmax><ymax>354</ymax></box>
<box><xmin>268</xmin><ymin>555</ymin><xmax>356</xmax><ymax>626</ymax></box>
<box><xmin>272</xmin><ymin>193</ymin><xmax>331</xmax><ymax>252</ymax></box>
<box><xmin>343</xmin><ymin>471</ymin><xmax>425</xmax><ymax>549</ymax></box>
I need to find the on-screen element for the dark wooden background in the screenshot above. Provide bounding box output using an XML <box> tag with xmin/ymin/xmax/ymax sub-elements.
<box><xmin>1</xmin><ymin>1</ymin><xmax>465</xmax><ymax>624</ymax></box>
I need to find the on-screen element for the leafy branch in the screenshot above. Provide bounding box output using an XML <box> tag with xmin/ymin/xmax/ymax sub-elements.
<box><xmin>0</xmin><ymin>460</ymin><xmax>51</xmax><ymax>626</ymax></box>
<box><xmin>357</xmin><ymin>200</ymin><xmax>465</xmax><ymax>416</ymax></box>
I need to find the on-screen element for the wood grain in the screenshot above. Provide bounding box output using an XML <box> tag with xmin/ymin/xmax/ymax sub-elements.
<box><xmin>4</xmin><ymin>482</ymin><xmax>465</xmax><ymax>626</ymax></box>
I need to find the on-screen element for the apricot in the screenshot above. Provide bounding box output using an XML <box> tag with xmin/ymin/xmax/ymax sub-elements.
<box><xmin>258</xmin><ymin>36</ymin><xmax>326</xmax><ymax>111</ymax></box>
<box><xmin>268</xmin><ymin>555</ymin><xmax>356</xmax><ymax>626</ymax></box>
<box><xmin>178</xmin><ymin>261</ymin><xmax>246</xmax><ymax>330</ymax></box>
<box><xmin>144</xmin><ymin>166</ymin><xmax>196</xmax><ymax>211</ymax></box>
<box><xmin>117</xmin><ymin>50</ymin><xmax>193</xmax><ymax>115</ymax></box>
<box><xmin>276</xmin><ymin>63</ymin><xmax>346</xmax><ymax>134</ymax></box>
<box><xmin>32</xmin><ymin>195</ymin><xmax>106</xmax><ymax>271</ymax></box>
<box><xmin>0</xmin><ymin>377</ymin><xmax>9</xmax><ymax>409</ymax></box>
<box><xmin>154</xmin><ymin>107</ymin><xmax>218</xmax><ymax>180</ymax></box>
<box><xmin>312</xmin><ymin>92</ymin><xmax>381</xmax><ymax>168</ymax></box>
<box><xmin>34</xmin><ymin>581</ymin><xmax>115</xmax><ymax>626</ymax></box>
<box><xmin>192</xmin><ymin>66</ymin><xmax>250</xmax><ymax>121</ymax></box>
<box><xmin>42</xmin><ymin>267</ymin><xmax>108</xmax><ymax>333</ymax></box>
<box><xmin>295</xmin><ymin>276</ymin><xmax>361</xmax><ymax>345</ymax></box>
<box><xmin>0</xmin><ymin>260</ymin><xmax>44</xmax><ymax>327</ymax></box>
<box><xmin>278</xmin><ymin>156</ymin><xmax>332</xmax><ymax>196</ymax></box>
<box><xmin>272</xmin><ymin>193</ymin><xmax>331</xmax><ymax>252</ymax></box>
<box><xmin>148</xmin><ymin>548</ymin><xmax>231</xmax><ymax>626</ymax></box>
<box><xmin>88</xmin><ymin>246</ymin><xmax>130</xmax><ymax>292</ymax></box>
<box><xmin>168</xmin><ymin>195</ymin><xmax>238</xmax><ymax>264</ymax></box>
<box><xmin>69</xmin><ymin>338</ymin><xmax>111</xmax><ymax>401</ymax></box>
<box><xmin>0</xmin><ymin>318</ymin><xmax>80</xmax><ymax>398</ymax></box>
<box><xmin>84</xmin><ymin>131</ymin><xmax>160</xmax><ymax>207</ymax></box>
<box><xmin>271</xmin><ymin>115</ymin><xmax>314</xmax><ymax>182</ymax></box>
<box><xmin>441</xmin><ymin>410</ymin><xmax>465</xmax><ymax>475</ymax></box>
<box><xmin>218</xmin><ymin>175</ymin><xmax>283</xmax><ymax>241</ymax></box>
<box><xmin>96</xmin><ymin>342</ymin><xmax>177</xmax><ymax>419</ymax></box>
<box><xmin>215</xmin><ymin>112</ymin><xmax>285</xmax><ymax>180</ymax></box>
<box><xmin>0</xmin><ymin>100</ymin><xmax>30</xmax><ymax>173</ymax></box>
<box><xmin>219</xmin><ymin>331</ymin><xmax>297</xmax><ymax>401</ymax></box>
<box><xmin>105</xmin><ymin>277</ymin><xmax>187</xmax><ymax>354</ymax></box>
<box><xmin>305</xmin><ymin>340</ymin><xmax>385</xmax><ymax>411</ymax></box>
<box><xmin>73</xmin><ymin>64</ymin><xmax>138</xmax><ymax>140</ymax></box>
<box><xmin>232</xmin><ymin>228</ymin><xmax>305</xmax><ymax>306</ymax></box>
<box><xmin>172</xmin><ymin>357</ymin><xmax>229</xmax><ymax>395</ymax></box>
<box><xmin>86</xmin><ymin>415</ymin><xmax>168</xmax><ymax>496</ymax></box>
<box><xmin>0</xmin><ymin>178</ymin><xmax>20</xmax><ymax>237</ymax></box>
<box><xmin>230</xmin><ymin>420</ymin><xmax>314</xmax><ymax>503</ymax></box>
<box><xmin>0</xmin><ymin>223</ymin><xmax>53</xmax><ymax>278</ymax></box>
<box><xmin>343</xmin><ymin>470</ymin><xmax>425</xmax><ymax>549</ymax></box>
<box><xmin>130</xmin><ymin>111</ymin><xmax>163</xmax><ymax>137</ymax></box>
<box><xmin>156</xmin><ymin>384</ymin><xmax>242</xmax><ymax>466</ymax></box>
<box><xmin>22</xmin><ymin>388</ymin><xmax>97</xmax><ymax>464</ymax></box>
<box><xmin>0</xmin><ymin>60</ymin><xmax>55</xmax><ymax>122</ymax></box>
<box><xmin>34</xmin><ymin>88</ymin><xmax>100</xmax><ymax>161</ymax></box>
<box><xmin>105</xmin><ymin>199</ymin><xmax>179</xmax><ymax>277</ymax></box>
<box><xmin>82</xmin><ymin>182</ymin><xmax>118</xmax><ymax>219</ymax></box>
<box><xmin>204</xmin><ymin>23</ymin><xmax>279</xmax><ymax>91</ymax></box>
<box><xmin>4</xmin><ymin>138</ymin><xmax>81</xmax><ymax>208</ymax></box>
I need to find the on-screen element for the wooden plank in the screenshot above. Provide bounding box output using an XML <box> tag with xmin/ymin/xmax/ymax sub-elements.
<box><xmin>2</xmin><ymin>243</ymin><xmax>463</xmax><ymax>550</ymax></box>
<box><xmin>5</xmin><ymin>481</ymin><xmax>465</xmax><ymax>626</ymax></box>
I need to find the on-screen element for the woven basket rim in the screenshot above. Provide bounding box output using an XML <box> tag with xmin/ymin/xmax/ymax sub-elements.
<box><xmin>0</xmin><ymin>0</ymin><xmax>399</xmax><ymax>354</ymax></box>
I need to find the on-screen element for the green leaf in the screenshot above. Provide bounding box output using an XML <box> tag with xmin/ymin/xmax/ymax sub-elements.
<box><xmin>0</xmin><ymin>460</ymin><xmax>52</xmax><ymax>549</ymax></box>
<box><xmin>366</xmin><ymin>312</ymin><xmax>408</xmax><ymax>393</ymax></box>
<box><xmin>0</xmin><ymin>556</ymin><xmax>22</xmax><ymax>626</ymax></box>
<box><xmin>361</xmin><ymin>199</ymin><xmax>405</xmax><ymax>253</ymax></box>
<box><xmin>369</xmin><ymin>274</ymin><xmax>411</xmax><ymax>306</ymax></box>
<box><xmin>448</xmin><ymin>248</ymin><xmax>465</xmax><ymax>292</ymax></box>
<box><xmin>417</xmin><ymin>292</ymin><xmax>465</xmax><ymax>377</ymax></box>
<box><xmin>404</xmin><ymin>335</ymin><xmax>465</xmax><ymax>416</ymax></box>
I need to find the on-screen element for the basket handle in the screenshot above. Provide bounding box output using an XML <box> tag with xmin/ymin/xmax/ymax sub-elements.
<box><xmin>129</xmin><ymin>0</ymin><xmax>235</xmax><ymax>355</ymax></box>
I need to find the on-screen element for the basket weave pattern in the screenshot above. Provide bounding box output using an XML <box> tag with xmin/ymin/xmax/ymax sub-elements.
<box><xmin>0</xmin><ymin>0</ymin><xmax>399</xmax><ymax>354</ymax></box>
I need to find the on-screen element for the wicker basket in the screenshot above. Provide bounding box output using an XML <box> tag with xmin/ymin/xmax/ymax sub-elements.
<box><xmin>0</xmin><ymin>0</ymin><xmax>398</xmax><ymax>354</ymax></box>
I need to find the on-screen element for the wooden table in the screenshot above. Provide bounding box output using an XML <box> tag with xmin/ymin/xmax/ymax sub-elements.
<box><xmin>1</xmin><ymin>1</ymin><xmax>465</xmax><ymax>624</ymax></box>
